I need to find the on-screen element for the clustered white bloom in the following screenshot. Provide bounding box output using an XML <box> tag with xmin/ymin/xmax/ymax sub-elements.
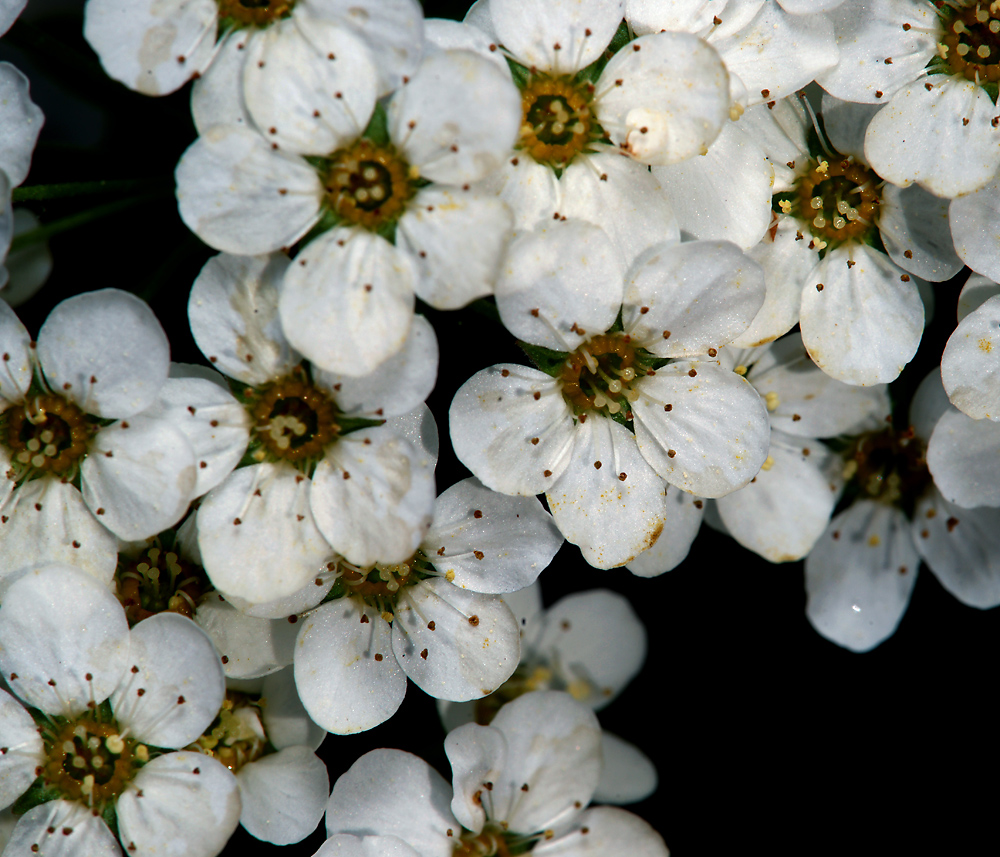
<box><xmin>2</xmin><ymin>0</ymin><xmax>1000</xmax><ymax>853</ymax></box>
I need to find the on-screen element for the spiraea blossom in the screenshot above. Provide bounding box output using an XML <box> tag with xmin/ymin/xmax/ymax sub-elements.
<box><xmin>324</xmin><ymin>691</ymin><xmax>668</xmax><ymax>857</ymax></box>
<box><xmin>291</xmin><ymin>476</ymin><xmax>562</xmax><ymax>734</ymax></box>
<box><xmin>819</xmin><ymin>0</ymin><xmax>1000</xmax><ymax>197</ymax></box>
<box><xmin>0</xmin><ymin>291</ymin><xmax>203</xmax><ymax>583</ymax></box>
<box><xmin>83</xmin><ymin>0</ymin><xmax>423</xmax><ymax>97</ymax></box>
<box><xmin>176</xmin><ymin>47</ymin><xmax>520</xmax><ymax>375</ymax></box>
<box><xmin>185</xmin><ymin>251</ymin><xmax>438</xmax><ymax>604</ymax></box>
<box><xmin>450</xmin><ymin>219</ymin><xmax>769</xmax><ymax>569</ymax></box>
<box><xmin>0</xmin><ymin>564</ymin><xmax>240</xmax><ymax>857</ymax></box>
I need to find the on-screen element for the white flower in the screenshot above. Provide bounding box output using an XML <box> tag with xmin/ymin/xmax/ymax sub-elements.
<box><xmin>450</xmin><ymin>220</ymin><xmax>769</xmax><ymax>569</ymax></box>
<box><xmin>940</xmin><ymin>289</ymin><xmax>1000</xmax><ymax>421</ymax></box>
<box><xmin>0</xmin><ymin>0</ymin><xmax>28</xmax><ymax>35</ymax></box>
<box><xmin>0</xmin><ymin>290</ymin><xmax>201</xmax><ymax>584</ymax></box>
<box><xmin>0</xmin><ymin>564</ymin><xmax>240</xmax><ymax>857</ymax></box>
<box><xmin>292</xmin><ymin>477</ymin><xmax>562</xmax><ymax>734</ymax></box>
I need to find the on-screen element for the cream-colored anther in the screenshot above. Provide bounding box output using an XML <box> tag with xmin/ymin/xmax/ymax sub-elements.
<box><xmin>978</xmin><ymin>44</ymin><xmax>991</xmax><ymax>58</ymax></box>
<box><xmin>957</xmin><ymin>42</ymin><xmax>970</xmax><ymax>55</ymax></box>
<box><xmin>833</xmin><ymin>215</ymin><xmax>847</xmax><ymax>230</ymax></box>
<box><xmin>813</xmin><ymin>215</ymin><xmax>827</xmax><ymax>228</ymax></box>
<box><xmin>991</xmin><ymin>19</ymin><xmax>1000</xmax><ymax>33</ymax></box>
<box><xmin>836</xmin><ymin>200</ymin><xmax>850</xmax><ymax>215</ymax></box>
<box><xmin>810</xmin><ymin>196</ymin><xmax>824</xmax><ymax>209</ymax></box>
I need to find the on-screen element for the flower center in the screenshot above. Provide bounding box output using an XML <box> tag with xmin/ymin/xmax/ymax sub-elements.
<box><xmin>518</xmin><ymin>76</ymin><xmax>598</xmax><ymax>169</ymax></box>
<box><xmin>793</xmin><ymin>157</ymin><xmax>880</xmax><ymax>245</ymax></box>
<box><xmin>940</xmin><ymin>2</ymin><xmax>1000</xmax><ymax>82</ymax></box>
<box><xmin>249</xmin><ymin>372</ymin><xmax>339</xmax><ymax>466</ymax></box>
<box><xmin>2</xmin><ymin>394</ymin><xmax>90</xmax><ymax>479</ymax></box>
<box><xmin>215</xmin><ymin>0</ymin><xmax>295</xmax><ymax>28</ymax></box>
<box><xmin>842</xmin><ymin>426</ymin><xmax>931</xmax><ymax>515</ymax></box>
<box><xmin>40</xmin><ymin>715</ymin><xmax>139</xmax><ymax>810</ymax></box>
<box><xmin>323</xmin><ymin>140</ymin><xmax>416</xmax><ymax>231</ymax></box>
<box><xmin>454</xmin><ymin>828</ymin><xmax>515</xmax><ymax>857</ymax></box>
<box><xmin>115</xmin><ymin>544</ymin><xmax>209</xmax><ymax>626</ymax></box>
<box><xmin>560</xmin><ymin>333</ymin><xmax>650</xmax><ymax>419</ymax></box>
<box><xmin>193</xmin><ymin>693</ymin><xmax>268</xmax><ymax>774</ymax></box>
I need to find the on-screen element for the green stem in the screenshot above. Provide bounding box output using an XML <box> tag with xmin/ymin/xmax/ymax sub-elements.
<box><xmin>9</xmin><ymin>194</ymin><xmax>165</xmax><ymax>253</ymax></box>
<box><xmin>12</xmin><ymin>179</ymin><xmax>169</xmax><ymax>203</ymax></box>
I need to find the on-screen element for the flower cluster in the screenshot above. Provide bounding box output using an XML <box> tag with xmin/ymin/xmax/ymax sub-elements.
<box><xmin>2</xmin><ymin>0</ymin><xmax>1000</xmax><ymax>854</ymax></box>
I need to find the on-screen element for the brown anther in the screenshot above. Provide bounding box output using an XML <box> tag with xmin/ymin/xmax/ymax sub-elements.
<box><xmin>468</xmin><ymin>615</ymin><xmax>480</xmax><ymax>626</ymax></box>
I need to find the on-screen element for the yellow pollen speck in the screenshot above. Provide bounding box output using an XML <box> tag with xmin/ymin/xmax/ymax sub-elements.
<box><xmin>868</xmin><ymin>534</ymin><xmax>881</xmax><ymax>547</ymax></box>
<box><xmin>567</xmin><ymin>679</ymin><xmax>592</xmax><ymax>700</ymax></box>
<box><xmin>408</xmin><ymin>164</ymin><xmax>420</xmax><ymax>180</ymax></box>
<box><xmin>813</xmin><ymin>239</ymin><xmax>828</xmax><ymax>250</ymax></box>
<box><xmin>761</xmin><ymin>456</ymin><xmax>775</xmax><ymax>471</ymax></box>
<box><xmin>445</xmin><ymin>569</ymin><xmax>456</xmax><ymax>581</ymax></box>
<box><xmin>81</xmin><ymin>775</ymin><xmax>95</xmax><ymax>796</ymax></box>
<box><xmin>980</xmin><ymin>338</ymin><xmax>994</xmax><ymax>353</ymax></box>
<box><xmin>816</xmin><ymin>160</ymin><xmax>829</xmax><ymax>174</ymax></box>
<box><xmin>733</xmin><ymin>365</ymin><xmax>748</xmax><ymax>376</ymax></box>
<box><xmin>779</xmin><ymin>199</ymin><xmax>792</xmax><ymax>214</ymax></box>
<box><xmin>764</xmin><ymin>391</ymin><xmax>780</xmax><ymax>411</ymax></box>
<box><xmin>381</xmin><ymin>611</ymin><xmax>394</xmax><ymax>624</ymax></box>
<box><xmin>135</xmin><ymin>745</ymin><xmax>149</xmax><ymax>762</ymax></box>
<box><xmin>938</xmin><ymin>42</ymin><xmax>950</xmax><ymax>58</ymax></box>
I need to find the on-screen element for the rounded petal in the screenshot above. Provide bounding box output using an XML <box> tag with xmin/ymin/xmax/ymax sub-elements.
<box><xmin>175</xmin><ymin>124</ymin><xmax>323</xmax><ymax>254</ymax></box>
<box><xmin>879</xmin><ymin>182</ymin><xmax>963</xmax><ymax>282</ymax></box>
<box><xmin>444</xmin><ymin>722</ymin><xmax>506</xmax><ymax>834</ymax></box>
<box><xmin>632</xmin><ymin>361</ymin><xmax>771</xmax><ymax>498</ymax></box>
<box><xmin>237</xmin><ymin>746</ymin><xmax>329</xmax><ymax>844</ymax></box>
<box><xmin>194</xmin><ymin>596</ymin><xmax>298</xmax><ymax>679</ymax></box>
<box><xmin>596</xmin><ymin>31</ymin><xmax>729</xmax><ymax>165</ymax></box>
<box><xmin>279</xmin><ymin>227</ymin><xmax>416</xmax><ymax>377</ymax></box>
<box><xmin>950</xmin><ymin>175</ymin><xmax>1000</xmax><ymax>282</ymax></box>
<box><xmin>311</xmin><ymin>428</ymin><xmax>436</xmax><ymax>566</ymax></box>
<box><xmin>0</xmin><ymin>565</ymin><xmax>129</xmax><ymax>716</ymax></box>
<box><xmin>5</xmin><ymin>802</ymin><xmax>119</xmax><ymax>857</ymax></box>
<box><xmin>393</xmin><ymin>579</ymin><xmax>519</xmax><ymax>700</ymax></box>
<box><xmin>0</xmin><ymin>298</ymin><xmax>32</xmax><ymax>410</ymax></box>
<box><xmin>590</xmin><ymin>732</ymin><xmax>657</xmax><ymax>805</ymax></box>
<box><xmin>188</xmin><ymin>251</ymin><xmax>299</xmax><ymax>386</ymax></box>
<box><xmin>941</xmin><ymin>295</ymin><xmax>1000</xmax><ymax>420</ymax></box>
<box><xmin>0</xmin><ymin>63</ymin><xmax>44</xmax><ymax>186</ymax></box>
<box><xmin>117</xmin><ymin>753</ymin><xmax>241</xmax><ymax>857</ymax></box>
<box><xmin>190</xmin><ymin>30</ymin><xmax>251</xmax><ymax>134</ymax></box>
<box><xmin>798</xmin><ymin>245</ymin><xmax>924</xmax><ymax>386</ymax></box>
<box><xmin>0</xmin><ymin>688</ymin><xmax>44</xmax><ymax>808</ymax></box>
<box><xmin>533</xmin><ymin>806</ymin><xmax>669</xmax><ymax>857</ymax></box>
<box><xmin>805</xmin><ymin>500</ymin><xmax>919</xmax><ymax>652</ymax></box>
<box><xmin>37</xmin><ymin>288</ymin><xmax>169</xmax><ymax>419</ymax></box>
<box><xmin>625</xmin><ymin>485</ymin><xmax>705</xmax><ymax>577</ymax></box>
<box><xmin>423</xmin><ymin>477</ymin><xmax>563</xmax><ymax>594</ymax></box>
<box><xmin>294</xmin><ymin>599</ymin><xmax>406</xmax><ymax>733</ymax></box>
<box><xmin>927</xmin><ymin>408</ymin><xmax>1000</xmax><ymax>508</ymax></box>
<box><xmin>864</xmin><ymin>78</ymin><xmax>1000</xmax><ymax>197</ymax></box>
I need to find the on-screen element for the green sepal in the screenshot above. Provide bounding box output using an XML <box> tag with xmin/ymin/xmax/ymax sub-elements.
<box><xmin>102</xmin><ymin>803</ymin><xmax>119</xmax><ymax>840</ymax></box>
<box><xmin>575</xmin><ymin>19</ymin><xmax>632</xmax><ymax>84</ymax></box>
<box><xmin>11</xmin><ymin>779</ymin><xmax>62</xmax><ymax>816</ymax></box>
<box><xmin>362</xmin><ymin>101</ymin><xmax>391</xmax><ymax>147</ymax></box>
<box><xmin>518</xmin><ymin>342</ymin><xmax>569</xmax><ymax>377</ymax></box>
<box><xmin>338</xmin><ymin>416</ymin><xmax>387</xmax><ymax>436</ymax></box>
<box><xmin>505</xmin><ymin>55</ymin><xmax>532</xmax><ymax>90</ymax></box>
<box><xmin>604</xmin><ymin>407</ymin><xmax>634</xmax><ymax>433</ymax></box>
<box><xmin>605</xmin><ymin>19</ymin><xmax>633</xmax><ymax>57</ymax></box>
<box><xmin>94</xmin><ymin>698</ymin><xmax>115</xmax><ymax>723</ymax></box>
<box><xmin>468</xmin><ymin>297</ymin><xmax>504</xmax><ymax>326</ymax></box>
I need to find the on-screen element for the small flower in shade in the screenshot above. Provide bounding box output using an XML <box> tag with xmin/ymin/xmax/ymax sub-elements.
<box><xmin>439</xmin><ymin>583</ymin><xmax>656</xmax><ymax>806</ymax></box>
<box><xmin>291</xmin><ymin>477</ymin><xmax>563</xmax><ymax>734</ymax></box>
<box><xmin>0</xmin><ymin>290</ymin><xmax>202</xmax><ymax>586</ymax></box>
<box><xmin>450</xmin><ymin>219</ymin><xmax>769</xmax><ymax>569</ymax></box>
<box><xmin>324</xmin><ymin>691</ymin><xmax>669</xmax><ymax>857</ymax></box>
<box><xmin>940</xmin><ymin>278</ymin><xmax>1000</xmax><ymax>421</ymax></box>
<box><xmin>0</xmin><ymin>564</ymin><xmax>240</xmax><ymax>857</ymax></box>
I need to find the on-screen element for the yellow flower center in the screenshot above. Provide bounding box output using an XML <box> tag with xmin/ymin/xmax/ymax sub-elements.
<box><xmin>249</xmin><ymin>371</ymin><xmax>339</xmax><ymax>466</ymax></box>
<box><xmin>518</xmin><ymin>75</ymin><xmax>598</xmax><ymax>169</ymax></box>
<box><xmin>940</xmin><ymin>2</ymin><xmax>1000</xmax><ymax>82</ymax></box>
<box><xmin>324</xmin><ymin>140</ymin><xmax>416</xmax><ymax>231</ymax></box>
<box><xmin>3</xmin><ymin>394</ymin><xmax>90</xmax><ymax>478</ymax></box>
<box><xmin>560</xmin><ymin>333</ymin><xmax>648</xmax><ymax>419</ymax></box>
<box><xmin>794</xmin><ymin>157</ymin><xmax>881</xmax><ymax>245</ymax></box>
<box><xmin>216</xmin><ymin>0</ymin><xmax>295</xmax><ymax>28</ymax></box>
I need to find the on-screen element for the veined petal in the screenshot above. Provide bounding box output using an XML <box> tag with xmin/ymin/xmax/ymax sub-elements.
<box><xmin>475</xmin><ymin>154</ymin><xmax>561</xmax><ymax>233</ymax></box>
<box><xmin>423</xmin><ymin>18</ymin><xmax>510</xmax><ymax>73</ymax></box>
<box><xmin>632</xmin><ymin>360</ymin><xmax>770</xmax><ymax>497</ymax></box>
<box><xmin>5</xmin><ymin>802</ymin><xmax>120</xmax><ymax>857</ymax></box>
<box><xmin>625</xmin><ymin>485</ymin><xmax>705</xmax><ymax>577</ymax></box>
<box><xmin>880</xmin><ymin>182</ymin><xmax>963</xmax><ymax>282</ymax></box>
<box><xmin>294</xmin><ymin>599</ymin><xmax>406</xmax><ymax>733</ymax></box>
<box><xmin>237</xmin><ymin>746</ymin><xmax>329</xmax><ymax>845</ymax></box>
<box><xmin>191</xmin><ymin>30</ymin><xmax>251</xmax><ymax>134</ymax></box>
<box><xmin>596</xmin><ymin>31</ymin><xmax>730</xmax><ymax>165</ymax></box>
<box><xmin>0</xmin><ymin>63</ymin><xmax>43</xmax><ymax>187</ymax></box>
<box><xmin>0</xmin><ymin>688</ymin><xmax>43</xmax><ymax>807</ymax></box>
<box><xmin>260</xmin><ymin>667</ymin><xmax>327</xmax><ymax>751</ymax></box>
<box><xmin>315</xmin><ymin>835</ymin><xmax>427</xmax><ymax>857</ymax></box>
<box><xmin>927</xmin><ymin>408</ymin><xmax>1000</xmax><ymax>508</ymax></box>
<box><xmin>175</xmin><ymin>124</ymin><xmax>323</xmax><ymax>254</ymax></box>
<box><xmin>444</xmin><ymin>722</ymin><xmax>506</xmax><ymax>834</ymax></box>
<box><xmin>950</xmin><ymin>175</ymin><xmax>1000</xmax><ymax>284</ymax></box>
<box><xmin>805</xmin><ymin>500</ymin><xmax>919</xmax><ymax>652</ymax></box>
<box><xmin>278</xmin><ymin>227</ymin><xmax>416</xmax><ymax>377</ymax></box>
<box><xmin>532</xmin><ymin>806</ymin><xmax>669</xmax><ymax>857</ymax></box>
<box><xmin>393</xmin><ymin>579</ymin><xmax>520</xmax><ymax>701</ymax></box>
<box><xmin>590</xmin><ymin>733</ymin><xmax>658</xmax><ymax>805</ymax></box>
<box><xmin>941</xmin><ymin>295</ymin><xmax>1000</xmax><ymax>420</ymax></box>
<box><xmin>0</xmin><ymin>298</ymin><xmax>31</xmax><ymax>410</ymax></box>
<box><xmin>194</xmin><ymin>596</ymin><xmax>298</xmax><ymax>679</ymax></box>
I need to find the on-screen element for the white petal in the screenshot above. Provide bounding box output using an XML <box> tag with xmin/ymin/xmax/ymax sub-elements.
<box><xmin>941</xmin><ymin>295</ymin><xmax>1000</xmax><ymax>420</ymax></box>
<box><xmin>633</xmin><ymin>361</ymin><xmax>770</xmax><ymax>497</ymax></box>
<box><xmin>175</xmin><ymin>124</ymin><xmax>322</xmax><ymax>254</ymax></box>
<box><xmin>190</xmin><ymin>30</ymin><xmax>251</xmax><ymax>134</ymax></box>
<box><xmin>0</xmin><ymin>478</ymin><xmax>116</xmax><ymax>585</ymax></box>
<box><xmin>315</xmin><ymin>835</ymin><xmax>427</xmax><ymax>857</ymax></box>
<box><xmin>384</xmin><ymin>403</ymin><xmax>440</xmax><ymax>469</ymax></box>
<box><xmin>188</xmin><ymin>251</ymin><xmax>299</xmax><ymax>386</ymax></box>
<box><xmin>625</xmin><ymin>485</ymin><xmax>705</xmax><ymax>576</ymax></box>
<box><xmin>444</xmin><ymin>722</ymin><xmax>506</xmax><ymax>833</ymax></box>
<box><xmin>476</xmin><ymin>154</ymin><xmax>561</xmax><ymax>234</ymax></box>
<box><xmin>0</xmin><ymin>63</ymin><xmax>43</xmax><ymax>187</ymax></box>
<box><xmin>194</xmin><ymin>596</ymin><xmax>298</xmax><ymax>679</ymax></box>
<box><xmin>38</xmin><ymin>288</ymin><xmax>169</xmax><ymax>419</ymax></box>
<box><xmin>311</xmin><ymin>428</ymin><xmax>436</xmax><ymax>566</ymax></box>
<box><xmin>627</xmin><ymin>0</ymin><xmax>762</xmax><ymax>36</ymax></box>
<box><xmin>798</xmin><ymin>245</ymin><xmax>923</xmax><ymax>385</ymax></box>
<box><xmin>394</xmin><ymin>579</ymin><xmax>519</xmax><ymax>700</ymax></box>
<box><xmin>197</xmin><ymin>463</ymin><xmax>333</xmax><ymax>602</ymax></box>
<box><xmin>653</xmin><ymin>121</ymin><xmax>773</xmax><ymax>250</ymax></box>
<box><xmin>950</xmin><ymin>175</ymin><xmax>1000</xmax><ymax>282</ymax></box>
<box><xmin>532</xmin><ymin>806</ymin><xmax>669</xmax><ymax>857</ymax></box>
<box><xmin>864</xmin><ymin>78</ymin><xmax>1000</xmax><ymax>197</ymax></box>
<box><xmin>495</xmin><ymin>220</ymin><xmax>623</xmax><ymax>352</ymax></box>
<box><xmin>423</xmin><ymin>477</ymin><xmax>563</xmax><ymax>594</ymax></box>
<box><xmin>260</xmin><ymin>666</ymin><xmax>327</xmax><ymax>750</ymax></box>
<box><xmin>491</xmin><ymin>0</ymin><xmax>624</xmax><ymax>72</ymax></box>
<box><xmin>805</xmin><ymin>500</ymin><xmax>919</xmax><ymax>652</ymax></box>
<box><xmin>909</xmin><ymin>365</ymin><xmax>952</xmax><ymax>442</ymax></box>
<box><xmin>0</xmin><ymin>688</ymin><xmax>43</xmax><ymax>808</ymax></box>
<box><xmin>243</xmin><ymin>20</ymin><xmax>377</xmax><ymax>156</ymax></box>
<box><xmin>5</xmin><ymin>802</ymin><xmax>119</xmax><ymax>857</ymax></box>
<box><xmin>559</xmin><ymin>152</ymin><xmax>680</xmax><ymax>268</ymax></box>
<box><xmin>237</xmin><ymin>746</ymin><xmax>329</xmax><ymax>844</ymax></box>
<box><xmin>325</xmin><ymin>748</ymin><xmax>457</xmax><ymax>857</ymax></box>
<box><xmin>820</xmin><ymin>93</ymin><xmax>884</xmax><ymax>163</ymax></box>
<box><xmin>0</xmin><ymin>0</ymin><xmax>27</xmax><ymax>36</ymax></box>
<box><xmin>449</xmin><ymin>365</ymin><xmax>576</xmax><ymax>495</ymax></box>
<box><xmin>423</xmin><ymin>18</ymin><xmax>512</xmax><ymax>73</ymax></box>
<box><xmin>294</xmin><ymin>599</ymin><xmax>406</xmax><ymax>733</ymax></box>
<box><xmin>737</xmin><ymin>98</ymin><xmax>809</xmax><ymax>193</ymax></box>
<box><xmin>1</xmin><ymin>209</ymin><xmax>53</xmax><ymax>309</ymax></box>
<box><xmin>546</xmin><ymin>418</ymin><xmax>668</xmax><ymax>569</ymax></box>
<box><xmin>81</xmin><ymin>417</ymin><xmax>197</xmax><ymax>540</ymax></box>
<box><xmin>596</xmin><ymin>31</ymin><xmax>730</xmax><ymax>165</ymax></box>
<box><xmin>117</xmin><ymin>752</ymin><xmax>241</xmax><ymax>857</ymax></box>
<box><xmin>391</xmin><ymin>49</ymin><xmax>521</xmax><ymax>185</ymax></box>
<box><xmin>0</xmin><ymin>297</ymin><xmax>31</xmax><ymax>409</ymax></box>
<box><xmin>0</xmin><ymin>565</ymin><xmax>129</xmax><ymax>716</ymax></box>
<box><xmin>927</xmin><ymin>409</ymin><xmax>1000</xmax><ymax>508</ymax></box>
<box><xmin>590</xmin><ymin>732</ymin><xmax>657</xmax><ymax>805</ymax></box>
<box><xmin>82</xmin><ymin>0</ymin><xmax>216</xmax><ymax>95</ymax></box>
<box><xmin>879</xmin><ymin>182</ymin><xmax>963</xmax><ymax>282</ymax></box>
<box><xmin>220</xmin><ymin>568</ymin><xmax>333</xmax><ymax>619</ymax></box>
<box><xmin>816</xmin><ymin>0</ymin><xmax>937</xmax><ymax>104</ymax></box>
<box><xmin>913</xmin><ymin>489</ymin><xmax>1000</xmax><ymax>609</ymax></box>
<box><xmin>623</xmin><ymin>239</ymin><xmax>766</xmax><ymax>356</ymax></box>
<box><xmin>279</xmin><ymin>227</ymin><xmax>416</xmax><ymax>377</ymax></box>
<box><xmin>397</xmin><ymin>186</ymin><xmax>512</xmax><ymax>309</ymax></box>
